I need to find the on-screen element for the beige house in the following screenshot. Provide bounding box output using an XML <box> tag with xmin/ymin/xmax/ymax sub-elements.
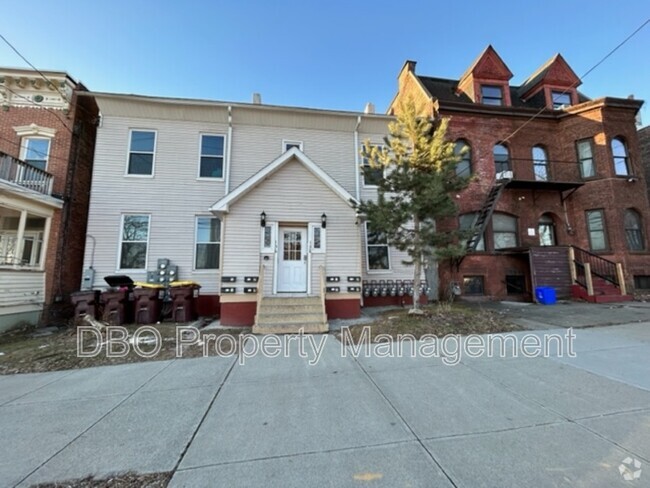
<box><xmin>83</xmin><ymin>93</ymin><xmax>422</xmax><ymax>329</ymax></box>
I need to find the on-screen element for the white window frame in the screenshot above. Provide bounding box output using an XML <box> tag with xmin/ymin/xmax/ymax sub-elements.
<box><xmin>282</xmin><ymin>140</ymin><xmax>303</xmax><ymax>152</ymax></box>
<box><xmin>20</xmin><ymin>137</ymin><xmax>51</xmax><ymax>171</ymax></box>
<box><xmin>125</xmin><ymin>129</ymin><xmax>157</xmax><ymax>177</ymax></box>
<box><xmin>261</xmin><ymin>222</ymin><xmax>278</xmax><ymax>253</ymax></box>
<box><xmin>365</xmin><ymin>222</ymin><xmax>391</xmax><ymax>272</ymax></box>
<box><xmin>197</xmin><ymin>133</ymin><xmax>226</xmax><ymax>180</ymax></box>
<box><xmin>194</xmin><ymin>216</ymin><xmax>222</xmax><ymax>270</ymax></box>
<box><xmin>361</xmin><ymin>143</ymin><xmax>385</xmax><ymax>188</ymax></box>
<box><xmin>117</xmin><ymin>214</ymin><xmax>151</xmax><ymax>271</ymax></box>
<box><xmin>308</xmin><ymin>223</ymin><xmax>326</xmax><ymax>253</ymax></box>
<box><xmin>0</xmin><ymin>230</ymin><xmax>43</xmax><ymax>267</ymax></box>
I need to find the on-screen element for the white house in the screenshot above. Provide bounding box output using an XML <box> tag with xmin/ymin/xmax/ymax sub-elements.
<box><xmin>82</xmin><ymin>93</ymin><xmax>423</xmax><ymax>330</ymax></box>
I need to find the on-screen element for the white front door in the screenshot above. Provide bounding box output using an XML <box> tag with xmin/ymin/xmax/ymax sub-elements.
<box><xmin>277</xmin><ymin>227</ymin><xmax>307</xmax><ymax>292</ymax></box>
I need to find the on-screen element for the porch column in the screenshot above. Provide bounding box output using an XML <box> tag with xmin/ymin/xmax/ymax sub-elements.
<box><xmin>39</xmin><ymin>216</ymin><xmax>52</xmax><ymax>271</ymax></box>
<box><xmin>14</xmin><ymin>209</ymin><xmax>27</xmax><ymax>266</ymax></box>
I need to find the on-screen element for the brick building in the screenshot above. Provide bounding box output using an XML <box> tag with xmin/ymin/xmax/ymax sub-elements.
<box><xmin>639</xmin><ymin>125</ymin><xmax>650</xmax><ymax>213</ymax></box>
<box><xmin>389</xmin><ymin>46</ymin><xmax>649</xmax><ymax>302</ymax></box>
<box><xmin>0</xmin><ymin>68</ymin><xmax>98</xmax><ymax>329</ymax></box>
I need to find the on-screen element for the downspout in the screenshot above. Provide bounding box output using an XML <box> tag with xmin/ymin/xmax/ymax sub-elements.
<box><xmin>225</xmin><ymin>105</ymin><xmax>233</xmax><ymax>194</ymax></box>
<box><xmin>354</xmin><ymin>115</ymin><xmax>361</xmax><ymax>201</ymax></box>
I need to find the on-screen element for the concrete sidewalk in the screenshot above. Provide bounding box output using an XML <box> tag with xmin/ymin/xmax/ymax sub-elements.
<box><xmin>0</xmin><ymin>323</ymin><xmax>649</xmax><ymax>487</ymax></box>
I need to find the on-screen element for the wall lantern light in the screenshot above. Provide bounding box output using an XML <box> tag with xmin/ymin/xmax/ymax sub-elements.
<box><xmin>321</xmin><ymin>213</ymin><xmax>327</xmax><ymax>228</ymax></box>
<box><xmin>260</xmin><ymin>211</ymin><xmax>266</xmax><ymax>228</ymax></box>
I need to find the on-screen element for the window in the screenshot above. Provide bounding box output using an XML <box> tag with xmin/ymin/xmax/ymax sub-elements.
<box><xmin>493</xmin><ymin>144</ymin><xmax>510</xmax><ymax>175</ymax></box>
<box><xmin>366</xmin><ymin>222</ymin><xmax>390</xmax><ymax>270</ymax></box>
<box><xmin>361</xmin><ymin>144</ymin><xmax>384</xmax><ymax>186</ymax></box>
<box><xmin>459</xmin><ymin>213</ymin><xmax>485</xmax><ymax>251</ymax></box>
<box><xmin>551</xmin><ymin>91</ymin><xmax>572</xmax><ymax>109</ymax></box>
<box><xmin>21</xmin><ymin>138</ymin><xmax>50</xmax><ymax>170</ymax></box>
<box><xmin>532</xmin><ymin>146</ymin><xmax>549</xmax><ymax>181</ymax></box>
<box><xmin>493</xmin><ymin>213</ymin><xmax>518</xmax><ymax>249</ymax></box>
<box><xmin>624</xmin><ymin>209</ymin><xmax>644</xmax><ymax>251</ymax></box>
<box><xmin>195</xmin><ymin>217</ymin><xmax>221</xmax><ymax>269</ymax></box>
<box><xmin>261</xmin><ymin>223</ymin><xmax>277</xmax><ymax>253</ymax></box>
<box><xmin>198</xmin><ymin>134</ymin><xmax>225</xmax><ymax>178</ymax></box>
<box><xmin>119</xmin><ymin>215</ymin><xmax>150</xmax><ymax>269</ymax></box>
<box><xmin>586</xmin><ymin>209</ymin><xmax>607</xmax><ymax>251</ymax></box>
<box><xmin>309</xmin><ymin>223</ymin><xmax>326</xmax><ymax>253</ymax></box>
<box><xmin>463</xmin><ymin>276</ymin><xmax>484</xmax><ymax>295</ymax></box>
<box><xmin>611</xmin><ymin>137</ymin><xmax>630</xmax><ymax>176</ymax></box>
<box><xmin>0</xmin><ymin>216</ymin><xmax>45</xmax><ymax>266</ymax></box>
<box><xmin>634</xmin><ymin>276</ymin><xmax>650</xmax><ymax>290</ymax></box>
<box><xmin>454</xmin><ymin>140</ymin><xmax>471</xmax><ymax>177</ymax></box>
<box><xmin>283</xmin><ymin>140</ymin><xmax>303</xmax><ymax>152</ymax></box>
<box><xmin>127</xmin><ymin>130</ymin><xmax>156</xmax><ymax>175</ymax></box>
<box><xmin>538</xmin><ymin>214</ymin><xmax>556</xmax><ymax>246</ymax></box>
<box><xmin>481</xmin><ymin>85</ymin><xmax>503</xmax><ymax>106</ymax></box>
<box><xmin>576</xmin><ymin>139</ymin><xmax>595</xmax><ymax>178</ymax></box>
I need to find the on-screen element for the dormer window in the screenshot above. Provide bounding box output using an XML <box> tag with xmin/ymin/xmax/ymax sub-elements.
<box><xmin>481</xmin><ymin>85</ymin><xmax>504</xmax><ymax>106</ymax></box>
<box><xmin>551</xmin><ymin>91</ymin><xmax>572</xmax><ymax>109</ymax></box>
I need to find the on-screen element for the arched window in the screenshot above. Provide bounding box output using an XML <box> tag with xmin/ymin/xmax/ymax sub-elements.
<box><xmin>493</xmin><ymin>144</ymin><xmax>510</xmax><ymax>176</ymax></box>
<box><xmin>454</xmin><ymin>140</ymin><xmax>471</xmax><ymax>177</ymax></box>
<box><xmin>532</xmin><ymin>146</ymin><xmax>549</xmax><ymax>182</ymax></box>
<box><xmin>612</xmin><ymin>138</ymin><xmax>630</xmax><ymax>176</ymax></box>
<box><xmin>492</xmin><ymin>213</ymin><xmax>518</xmax><ymax>249</ymax></box>
<box><xmin>538</xmin><ymin>213</ymin><xmax>556</xmax><ymax>246</ymax></box>
<box><xmin>624</xmin><ymin>209</ymin><xmax>644</xmax><ymax>251</ymax></box>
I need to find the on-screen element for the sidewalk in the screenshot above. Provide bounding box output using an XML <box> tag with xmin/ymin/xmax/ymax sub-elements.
<box><xmin>0</xmin><ymin>322</ymin><xmax>648</xmax><ymax>487</ymax></box>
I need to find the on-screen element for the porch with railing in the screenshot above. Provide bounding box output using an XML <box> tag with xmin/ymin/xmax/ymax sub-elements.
<box><xmin>569</xmin><ymin>246</ymin><xmax>630</xmax><ymax>302</ymax></box>
<box><xmin>0</xmin><ymin>152</ymin><xmax>54</xmax><ymax>196</ymax></box>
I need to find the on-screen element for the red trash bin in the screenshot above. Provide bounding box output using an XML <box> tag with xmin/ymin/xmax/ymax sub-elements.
<box><xmin>133</xmin><ymin>287</ymin><xmax>164</xmax><ymax>324</ymax></box>
<box><xmin>70</xmin><ymin>290</ymin><xmax>100</xmax><ymax>319</ymax></box>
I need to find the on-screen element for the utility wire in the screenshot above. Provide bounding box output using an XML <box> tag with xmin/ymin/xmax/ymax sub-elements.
<box><xmin>501</xmin><ymin>17</ymin><xmax>650</xmax><ymax>144</ymax></box>
<box><xmin>1</xmin><ymin>84</ymin><xmax>74</xmax><ymax>134</ymax></box>
<box><xmin>0</xmin><ymin>32</ymin><xmax>71</xmax><ymax>103</ymax></box>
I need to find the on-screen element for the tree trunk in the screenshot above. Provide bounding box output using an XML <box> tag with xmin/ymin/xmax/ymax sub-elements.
<box><xmin>411</xmin><ymin>217</ymin><xmax>422</xmax><ymax>313</ymax></box>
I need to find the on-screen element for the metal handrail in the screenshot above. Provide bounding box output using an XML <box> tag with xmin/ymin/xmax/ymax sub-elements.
<box><xmin>499</xmin><ymin>158</ymin><xmax>582</xmax><ymax>183</ymax></box>
<box><xmin>572</xmin><ymin>245</ymin><xmax>619</xmax><ymax>288</ymax></box>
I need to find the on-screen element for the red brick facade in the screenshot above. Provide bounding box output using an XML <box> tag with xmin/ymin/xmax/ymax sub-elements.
<box><xmin>390</xmin><ymin>48</ymin><xmax>650</xmax><ymax>300</ymax></box>
<box><xmin>0</xmin><ymin>73</ymin><xmax>98</xmax><ymax>321</ymax></box>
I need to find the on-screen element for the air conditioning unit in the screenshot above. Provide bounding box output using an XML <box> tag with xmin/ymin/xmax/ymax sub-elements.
<box><xmin>496</xmin><ymin>170</ymin><xmax>513</xmax><ymax>181</ymax></box>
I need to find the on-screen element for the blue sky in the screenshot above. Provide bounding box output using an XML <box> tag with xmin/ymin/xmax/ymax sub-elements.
<box><xmin>2</xmin><ymin>1</ymin><xmax>649</xmax><ymax>121</ymax></box>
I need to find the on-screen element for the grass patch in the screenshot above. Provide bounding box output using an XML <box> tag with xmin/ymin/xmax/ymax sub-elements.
<box><xmin>336</xmin><ymin>303</ymin><xmax>522</xmax><ymax>343</ymax></box>
<box><xmin>0</xmin><ymin>322</ymin><xmax>244</xmax><ymax>375</ymax></box>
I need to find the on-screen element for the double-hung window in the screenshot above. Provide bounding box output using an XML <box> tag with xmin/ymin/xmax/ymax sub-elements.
<box><xmin>481</xmin><ymin>85</ymin><xmax>503</xmax><ymax>106</ymax></box>
<box><xmin>576</xmin><ymin>139</ymin><xmax>595</xmax><ymax>178</ymax></box>
<box><xmin>611</xmin><ymin>138</ymin><xmax>630</xmax><ymax>176</ymax></box>
<box><xmin>119</xmin><ymin>215</ymin><xmax>150</xmax><ymax>269</ymax></box>
<box><xmin>551</xmin><ymin>91</ymin><xmax>572</xmax><ymax>109</ymax></box>
<box><xmin>624</xmin><ymin>209</ymin><xmax>644</xmax><ymax>251</ymax></box>
<box><xmin>195</xmin><ymin>217</ymin><xmax>221</xmax><ymax>269</ymax></box>
<box><xmin>492</xmin><ymin>213</ymin><xmax>518</xmax><ymax>250</ymax></box>
<box><xmin>366</xmin><ymin>223</ymin><xmax>390</xmax><ymax>270</ymax></box>
<box><xmin>21</xmin><ymin>138</ymin><xmax>50</xmax><ymax>170</ymax></box>
<box><xmin>361</xmin><ymin>144</ymin><xmax>384</xmax><ymax>187</ymax></box>
<box><xmin>127</xmin><ymin>130</ymin><xmax>156</xmax><ymax>175</ymax></box>
<box><xmin>199</xmin><ymin>134</ymin><xmax>225</xmax><ymax>178</ymax></box>
<box><xmin>454</xmin><ymin>140</ymin><xmax>471</xmax><ymax>177</ymax></box>
<box><xmin>586</xmin><ymin>209</ymin><xmax>607</xmax><ymax>251</ymax></box>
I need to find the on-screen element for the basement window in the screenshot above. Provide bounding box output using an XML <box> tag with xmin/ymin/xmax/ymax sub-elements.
<box><xmin>634</xmin><ymin>276</ymin><xmax>650</xmax><ymax>290</ymax></box>
<box><xmin>463</xmin><ymin>276</ymin><xmax>484</xmax><ymax>295</ymax></box>
<box><xmin>505</xmin><ymin>275</ymin><xmax>526</xmax><ymax>295</ymax></box>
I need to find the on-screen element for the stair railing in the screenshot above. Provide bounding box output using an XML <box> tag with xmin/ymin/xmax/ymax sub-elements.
<box><xmin>319</xmin><ymin>265</ymin><xmax>326</xmax><ymax>317</ymax></box>
<box><xmin>571</xmin><ymin>245</ymin><xmax>626</xmax><ymax>295</ymax></box>
<box><xmin>257</xmin><ymin>263</ymin><xmax>265</xmax><ymax>312</ymax></box>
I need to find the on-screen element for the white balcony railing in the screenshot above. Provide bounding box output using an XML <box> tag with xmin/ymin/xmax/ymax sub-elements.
<box><xmin>0</xmin><ymin>152</ymin><xmax>53</xmax><ymax>195</ymax></box>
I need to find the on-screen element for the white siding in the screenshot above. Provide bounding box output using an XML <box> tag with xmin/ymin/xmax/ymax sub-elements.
<box><xmin>0</xmin><ymin>270</ymin><xmax>45</xmax><ymax>308</ymax></box>
<box><xmin>222</xmin><ymin>159</ymin><xmax>360</xmax><ymax>295</ymax></box>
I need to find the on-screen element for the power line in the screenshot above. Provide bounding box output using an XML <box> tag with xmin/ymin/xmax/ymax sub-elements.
<box><xmin>0</xmin><ymin>133</ymin><xmax>71</xmax><ymax>165</ymax></box>
<box><xmin>501</xmin><ymin>17</ymin><xmax>650</xmax><ymax>145</ymax></box>
<box><xmin>1</xmin><ymin>84</ymin><xmax>74</xmax><ymax>134</ymax></box>
<box><xmin>0</xmin><ymin>32</ymin><xmax>71</xmax><ymax>103</ymax></box>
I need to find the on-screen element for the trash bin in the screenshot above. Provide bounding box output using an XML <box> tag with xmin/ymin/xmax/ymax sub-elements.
<box><xmin>70</xmin><ymin>290</ymin><xmax>100</xmax><ymax>319</ymax></box>
<box><xmin>535</xmin><ymin>286</ymin><xmax>557</xmax><ymax>305</ymax></box>
<box><xmin>133</xmin><ymin>285</ymin><xmax>164</xmax><ymax>324</ymax></box>
<box><xmin>169</xmin><ymin>281</ymin><xmax>201</xmax><ymax>322</ymax></box>
<box><xmin>101</xmin><ymin>275</ymin><xmax>135</xmax><ymax>325</ymax></box>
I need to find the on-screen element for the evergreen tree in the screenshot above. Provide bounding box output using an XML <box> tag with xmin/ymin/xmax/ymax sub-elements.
<box><xmin>358</xmin><ymin>100</ymin><xmax>471</xmax><ymax>312</ymax></box>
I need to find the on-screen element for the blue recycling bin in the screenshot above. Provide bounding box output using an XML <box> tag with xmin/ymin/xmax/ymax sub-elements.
<box><xmin>535</xmin><ymin>286</ymin><xmax>557</xmax><ymax>305</ymax></box>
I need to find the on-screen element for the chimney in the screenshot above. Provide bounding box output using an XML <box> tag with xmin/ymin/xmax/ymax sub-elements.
<box><xmin>252</xmin><ymin>93</ymin><xmax>262</xmax><ymax>104</ymax></box>
<box><xmin>364</xmin><ymin>102</ymin><xmax>375</xmax><ymax>114</ymax></box>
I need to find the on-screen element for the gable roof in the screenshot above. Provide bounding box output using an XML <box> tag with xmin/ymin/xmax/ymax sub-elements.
<box><xmin>517</xmin><ymin>53</ymin><xmax>581</xmax><ymax>98</ymax></box>
<box><xmin>210</xmin><ymin>147</ymin><xmax>358</xmax><ymax>213</ymax></box>
<box><xmin>458</xmin><ymin>45</ymin><xmax>513</xmax><ymax>83</ymax></box>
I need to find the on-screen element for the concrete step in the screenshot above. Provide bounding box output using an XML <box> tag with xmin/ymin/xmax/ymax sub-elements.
<box><xmin>252</xmin><ymin>321</ymin><xmax>328</xmax><ymax>334</ymax></box>
<box><xmin>258</xmin><ymin>303</ymin><xmax>324</xmax><ymax>314</ymax></box>
<box><xmin>261</xmin><ymin>296</ymin><xmax>322</xmax><ymax>306</ymax></box>
<box><xmin>255</xmin><ymin>312</ymin><xmax>326</xmax><ymax>325</ymax></box>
